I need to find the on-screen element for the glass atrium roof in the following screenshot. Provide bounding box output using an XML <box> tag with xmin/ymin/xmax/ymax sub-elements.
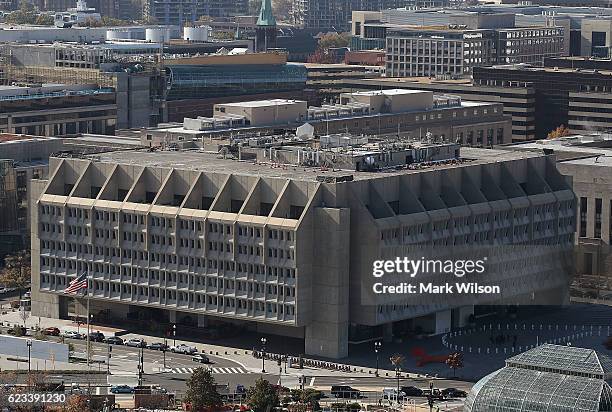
<box><xmin>464</xmin><ymin>344</ymin><xmax>612</xmax><ymax>412</ymax></box>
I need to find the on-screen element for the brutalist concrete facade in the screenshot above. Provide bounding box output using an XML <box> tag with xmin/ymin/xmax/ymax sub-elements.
<box><xmin>31</xmin><ymin>148</ymin><xmax>575</xmax><ymax>358</ymax></box>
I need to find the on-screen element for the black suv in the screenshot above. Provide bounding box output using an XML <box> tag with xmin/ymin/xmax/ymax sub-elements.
<box><xmin>88</xmin><ymin>331</ymin><xmax>105</xmax><ymax>342</ymax></box>
<box><xmin>331</xmin><ymin>385</ymin><xmax>360</xmax><ymax>399</ymax></box>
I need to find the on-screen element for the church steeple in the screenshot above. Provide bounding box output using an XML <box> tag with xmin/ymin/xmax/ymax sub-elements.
<box><xmin>257</xmin><ymin>0</ymin><xmax>276</xmax><ymax>27</ymax></box>
<box><xmin>255</xmin><ymin>0</ymin><xmax>277</xmax><ymax>51</ymax></box>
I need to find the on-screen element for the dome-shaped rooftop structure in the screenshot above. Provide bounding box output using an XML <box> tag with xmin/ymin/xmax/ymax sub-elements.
<box><xmin>464</xmin><ymin>344</ymin><xmax>612</xmax><ymax>412</ymax></box>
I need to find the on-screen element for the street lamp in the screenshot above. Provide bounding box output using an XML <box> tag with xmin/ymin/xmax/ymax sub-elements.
<box><xmin>374</xmin><ymin>341</ymin><xmax>381</xmax><ymax>377</ymax></box>
<box><xmin>395</xmin><ymin>364</ymin><xmax>401</xmax><ymax>405</ymax></box>
<box><xmin>260</xmin><ymin>337</ymin><xmax>267</xmax><ymax>373</ymax></box>
<box><xmin>26</xmin><ymin>339</ymin><xmax>32</xmax><ymax>372</ymax></box>
<box><xmin>427</xmin><ymin>381</ymin><xmax>435</xmax><ymax>412</ymax></box>
<box><xmin>163</xmin><ymin>337</ymin><xmax>167</xmax><ymax>370</ymax></box>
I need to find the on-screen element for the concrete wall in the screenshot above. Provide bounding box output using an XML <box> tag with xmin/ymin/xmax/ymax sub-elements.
<box><xmin>215</xmin><ymin>101</ymin><xmax>308</xmax><ymax>126</ymax></box>
<box><xmin>581</xmin><ymin>18</ymin><xmax>612</xmax><ymax>56</ymax></box>
<box><xmin>30</xmin><ymin>179</ymin><xmax>60</xmax><ymax>319</ymax></box>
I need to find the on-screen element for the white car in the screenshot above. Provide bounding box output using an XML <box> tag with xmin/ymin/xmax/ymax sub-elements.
<box><xmin>62</xmin><ymin>330</ymin><xmax>83</xmax><ymax>339</ymax></box>
<box><xmin>382</xmin><ymin>388</ymin><xmax>405</xmax><ymax>401</ymax></box>
<box><xmin>170</xmin><ymin>344</ymin><xmax>198</xmax><ymax>354</ymax></box>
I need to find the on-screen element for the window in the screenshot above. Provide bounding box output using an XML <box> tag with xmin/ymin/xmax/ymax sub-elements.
<box><xmin>580</xmin><ymin>197</ymin><xmax>587</xmax><ymax>237</ymax></box>
<box><xmin>595</xmin><ymin>198</ymin><xmax>602</xmax><ymax>239</ymax></box>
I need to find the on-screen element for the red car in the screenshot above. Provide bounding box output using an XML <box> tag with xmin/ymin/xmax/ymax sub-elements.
<box><xmin>42</xmin><ymin>327</ymin><xmax>60</xmax><ymax>336</ymax></box>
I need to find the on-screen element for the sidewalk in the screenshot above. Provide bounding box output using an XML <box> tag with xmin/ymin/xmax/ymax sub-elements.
<box><xmin>0</xmin><ymin>310</ymin><xmax>439</xmax><ymax>380</ymax></box>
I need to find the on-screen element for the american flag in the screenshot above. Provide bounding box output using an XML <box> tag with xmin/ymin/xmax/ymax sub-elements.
<box><xmin>65</xmin><ymin>272</ymin><xmax>88</xmax><ymax>294</ymax></box>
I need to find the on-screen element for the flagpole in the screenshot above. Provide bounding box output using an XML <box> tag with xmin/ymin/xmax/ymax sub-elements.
<box><xmin>85</xmin><ymin>274</ymin><xmax>91</xmax><ymax>395</ymax></box>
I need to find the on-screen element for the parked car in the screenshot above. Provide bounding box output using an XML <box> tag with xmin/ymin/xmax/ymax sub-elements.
<box><xmin>401</xmin><ymin>386</ymin><xmax>423</xmax><ymax>397</ymax></box>
<box><xmin>42</xmin><ymin>327</ymin><xmax>60</xmax><ymax>336</ymax></box>
<box><xmin>62</xmin><ymin>330</ymin><xmax>83</xmax><ymax>340</ymax></box>
<box><xmin>170</xmin><ymin>343</ymin><xmax>197</xmax><ymax>354</ymax></box>
<box><xmin>382</xmin><ymin>388</ymin><xmax>405</xmax><ymax>401</ymax></box>
<box><xmin>88</xmin><ymin>331</ymin><xmax>105</xmax><ymax>342</ymax></box>
<box><xmin>191</xmin><ymin>354</ymin><xmax>210</xmax><ymax>363</ymax></box>
<box><xmin>110</xmin><ymin>385</ymin><xmax>134</xmax><ymax>394</ymax></box>
<box><xmin>125</xmin><ymin>338</ymin><xmax>147</xmax><ymax>348</ymax></box>
<box><xmin>104</xmin><ymin>336</ymin><xmax>124</xmax><ymax>345</ymax></box>
<box><xmin>442</xmin><ymin>388</ymin><xmax>467</xmax><ymax>398</ymax></box>
<box><xmin>147</xmin><ymin>342</ymin><xmax>169</xmax><ymax>351</ymax></box>
<box><xmin>331</xmin><ymin>385</ymin><xmax>360</xmax><ymax>399</ymax></box>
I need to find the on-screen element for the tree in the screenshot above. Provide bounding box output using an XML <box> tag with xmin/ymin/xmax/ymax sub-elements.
<box><xmin>317</xmin><ymin>32</ymin><xmax>350</xmax><ymax>51</ymax></box>
<box><xmin>445</xmin><ymin>352</ymin><xmax>464</xmax><ymax>377</ymax></box>
<box><xmin>246</xmin><ymin>378</ymin><xmax>280</xmax><ymax>412</ymax></box>
<box><xmin>289</xmin><ymin>388</ymin><xmax>322</xmax><ymax>410</ymax></box>
<box><xmin>4</xmin><ymin>0</ymin><xmax>38</xmax><ymax>25</ymax></box>
<box><xmin>34</xmin><ymin>13</ymin><xmax>54</xmax><ymax>25</ymax></box>
<box><xmin>1</xmin><ymin>250</ymin><xmax>31</xmax><ymax>299</ymax></box>
<box><xmin>184</xmin><ymin>367</ymin><xmax>223</xmax><ymax>410</ymax></box>
<box><xmin>19</xmin><ymin>306</ymin><xmax>30</xmax><ymax>326</ymax></box>
<box><xmin>547</xmin><ymin>124</ymin><xmax>571</xmax><ymax>139</ymax></box>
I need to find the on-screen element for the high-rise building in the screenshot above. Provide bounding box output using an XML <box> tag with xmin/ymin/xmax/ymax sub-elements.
<box><xmin>144</xmin><ymin>0</ymin><xmax>248</xmax><ymax>25</ymax></box>
<box><xmin>31</xmin><ymin>141</ymin><xmax>575</xmax><ymax>358</ymax></box>
<box><xmin>292</xmin><ymin>0</ymin><xmax>448</xmax><ymax>31</ymax></box>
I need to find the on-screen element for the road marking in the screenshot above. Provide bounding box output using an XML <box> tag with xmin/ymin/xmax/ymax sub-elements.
<box><xmin>309</xmin><ymin>377</ymin><xmax>315</xmax><ymax>387</ymax></box>
<box><xmin>169</xmin><ymin>367</ymin><xmax>250</xmax><ymax>374</ymax></box>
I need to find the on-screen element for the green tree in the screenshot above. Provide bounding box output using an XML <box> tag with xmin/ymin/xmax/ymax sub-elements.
<box><xmin>317</xmin><ymin>32</ymin><xmax>350</xmax><ymax>50</ymax></box>
<box><xmin>247</xmin><ymin>378</ymin><xmax>280</xmax><ymax>412</ymax></box>
<box><xmin>5</xmin><ymin>0</ymin><xmax>38</xmax><ymax>25</ymax></box>
<box><xmin>1</xmin><ymin>250</ymin><xmax>31</xmax><ymax>299</ymax></box>
<box><xmin>34</xmin><ymin>13</ymin><xmax>54</xmax><ymax>25</ymax></box>
<box><xmin>290</xmin><ymin>388</ymin><xmax>322</xmax><ymax>410</ymax></box>
<box><xmin>184</xmin><ymin>367</ymin><xmax>223</xmax><ymax>409</ymax></box>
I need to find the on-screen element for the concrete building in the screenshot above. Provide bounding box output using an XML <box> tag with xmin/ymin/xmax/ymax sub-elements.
<box><xmin>143</xmin><ymin>90</ymin><xmax>512</xmax><ymax>148</ymax></box>
<box><xmin>385</xmin><ymin>24</ymin><xmax>565</xmax><ymax>78</ymax></box>
<box><xmin>213</xmin><ymin>100</ymin><xmax>308</xmax><ymax>126</ymax></box>
<box><xmin>292</xmin><ymin>0</ymin><xmax>450</xmax><ymax>31</ymax></box>
<box><xmin>0</xmin><ymin>84</ymin><xmax>117</xmax><ymax>136</ymax></box>
<box><xmin>351</xmin><ymin>8</ymin><xmax>572</xmax><ymax>57</ymax></box>
<box><xmin>474</xmin><ymin>61</ymin><xmax>612</xmax><ymax>138</ymax></box>
<box><xmin>0</xmin><ymin>134</ymin><xmax>140</xmax><ymax>247</ymax></box>
<box><xmin>341</xmin><ymin>77</ymin><xmax>536</xmax><ymax>142</ymax></box>
<box><xmin>506</xmin><ymin>134</ymin><xmax>612</xmax><ymax>300</ymax></box>
<box><xmin>31</xmin><ymin>142</ymin><xmax>575</xmax><ymax>358</ymax></box>
<box><xmin>144</xmin><ymin>0</ymin><xmax>248</xmax><ymax>26</ymax></box>
<box><xmin>581</xmin><ymin>17</ymin><xmax>612</xmax><ymax>58</ymax></box>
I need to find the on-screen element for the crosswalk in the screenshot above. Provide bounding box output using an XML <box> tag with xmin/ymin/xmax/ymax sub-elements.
<box><xmin>170</xmin><ymin>367</ymin><xmax>249</xmax><ymax>374</ymax></box>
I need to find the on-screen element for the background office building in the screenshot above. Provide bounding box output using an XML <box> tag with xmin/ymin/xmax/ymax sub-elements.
<box><xmin>474</xmin><ymin>58</ymin><xmax>612</xmax><ymax>138</ymax></box>
<box><xmin>291</xmin><ymin>0</ymin><xmax>449</xmax><ymax>31</ymax></box>
<box><xmin>31</xmin><ymin>140</ymin><xmax>575</xmax><ymax>358</ymax></box>
<box><xmin>144</xmin><ymin>0</ymin><xmax>249</xmax><ymax>26</ymax></box>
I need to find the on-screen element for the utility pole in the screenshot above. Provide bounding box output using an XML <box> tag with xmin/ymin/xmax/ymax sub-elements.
<box><xmin>374</xmin><ymin>341</ymin><xmax>381</xmax><ymax>377</ymax></box>
<box><xmin>138</xmin><ymin>346</ymin><xmax>144</xmax><ymax>387</ymax></box>
<box><xmin>26</xmin><ymin>339</ymin><xmax>32</xmax><ymax>373</ymax></box>
<box><xmin>260</xmin><ymin>337</ymin><xmax>267</xmax><ymax>373</ymax></box>
<box><xmin>163</xmin><ymin>338</ymin><xmax>167</xmax><ymax>370</ymax></box>
<box><xmin>107</xmin><ymin>343</ymin><xmax>112</xmax><ymax>375</ymax></box>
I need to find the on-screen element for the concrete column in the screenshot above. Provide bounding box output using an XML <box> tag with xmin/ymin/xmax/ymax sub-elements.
<box><xmin>304</xmin><ymin>207</ymin><xmax>350</xmax><ymax>359</ymax></box>
<box><xmin>197</xmin><ymin>314</ymin><xmax>208</xmax><ymax>327</ymax></box>
<box><xmin>435</xmin><ymin>309</ymin><xmax>452</xmax><ymax>335</ymax></box>
<box><xmin>169</xmin><ymin>310</ymin><xmax>177</xmax><ymax>323</ymax></box>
